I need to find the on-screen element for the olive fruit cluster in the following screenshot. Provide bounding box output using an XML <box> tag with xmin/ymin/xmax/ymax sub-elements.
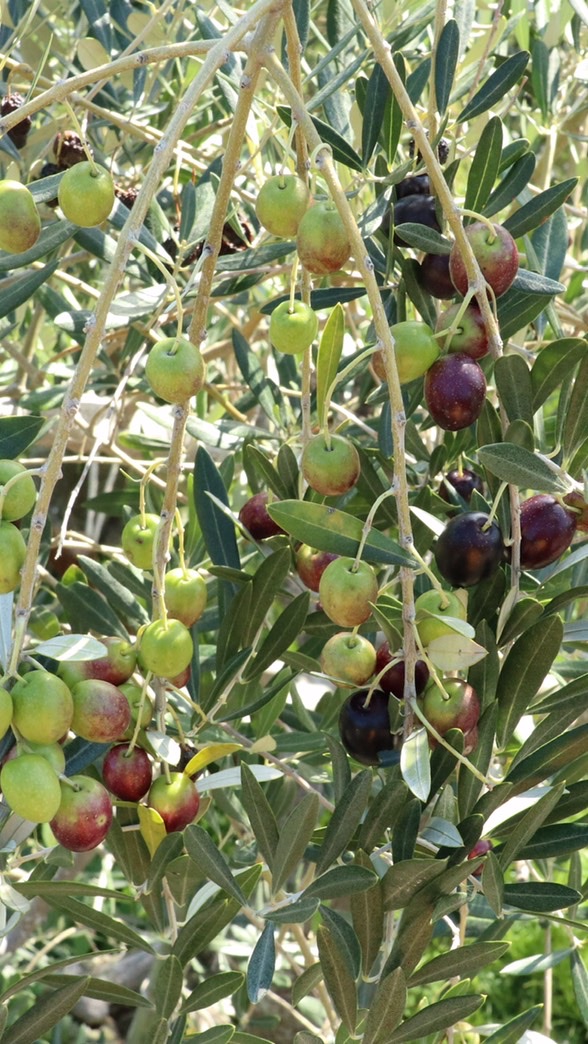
<box><xmin>0</xmin><ymin>459</ymin><xmax>38</xmax><ymax>594</ymax></box>
<box><xmin>0</xmin><ymin>626</ymin><xmax>202</xmax><ymax>848</ymax></box>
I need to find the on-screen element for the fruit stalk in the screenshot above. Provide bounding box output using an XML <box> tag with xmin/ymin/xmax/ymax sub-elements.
<box><xmin>7</xmin><ymin>0</ymin><xmax>284</xmax><ymax>675</ymax></box>
<box><xmin>263</xmin><ymin>50</ymin><xmax>420</xmax><ymax>712</ymax></box>
<box><xmin>351</xmin><ymin>0</ymin><xmax>524</xmax><ymax>601</ymax></box>
<box><xmin>188</xmin><ymin>9</ymin><xmax>285</xmax><ymax>347</ymax></box>
<box><xmin>351</xmin><ymin>0</ymin><xmax>503</xmax><ymax>360</ymax></box>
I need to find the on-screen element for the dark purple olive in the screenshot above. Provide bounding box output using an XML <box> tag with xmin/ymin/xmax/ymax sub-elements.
<box><xmin>435</xmin><ymin>512</ymin><xmax>505</xmax><ymax>587</ymax></box>
<box><xmin>424</xmin><ymin>353</ymin><xmax>486</xmax><ymax>431</ymax></box>
<box><xmin>418</xmin><ymin>253</ymin><xmax>455</xmax><ymax>299</ymax></box>
<box><xmin>520</xmin><ymin>494</ymin><xmax>577</xmax><ymax>569</ymax></box>
<box><xmin>339</xmin><ymin>689</ymin><xmax>401</xmax><ymax>766</ymax></box>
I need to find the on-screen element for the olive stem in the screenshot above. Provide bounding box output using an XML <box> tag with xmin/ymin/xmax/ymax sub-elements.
<box><xmin>482</xmin><ymin>481</ymin><xmax>509</xmax><ymax>531</ymax></box>
<box><xmin>410</xmin><ymin>627</ymin><xmax>494</xmax><ymax>787</ymax></box>
<box><xmin>409</xmin><ymin>697</ymin><xmax>491</xmax><ymax>788</ymax></box>
<box><xmin>133</xmin><ymin>240</ymin><xmax>184</xmax><ymax>333</ymax></box>
<box><xmin>8</xmin><ymin>0</ymin><xmax>280</xmax><ymax>675</ymax></box>
<box><xmin>288</xmin><ymin>255</ymin><xmax>299</xmax><ymax>312</ymax></box>
<box><xmin>62</xmin><ymin>99</ymin><xmax>99</xmax><ymax>176</ymax></box>
<box><xmin>459</xmin><ymin>209</ymin><xmax>498</xmax><ymax>241</ymax></box>
<box><xmin>126</xmin><ymin>674</ymin><xmax>153</xmax><ymax>755</ymax></box>
<box><xmin>407</xmin><ymin>544</ymin><xmax>450</xmax><ymax>607</ymax></box>
<box><xmin>321</xmin><ymin>344</ymin><xmax>379</xmax><ymax>436</ymax></box>
<box><xmin>174</xmin><ymin>508</ymin><xmax>188</xmax><ymax>574</ymax></box>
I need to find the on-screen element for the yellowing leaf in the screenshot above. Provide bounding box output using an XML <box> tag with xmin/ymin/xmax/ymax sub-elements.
<box><xmin>76</xmin><ymin>37</ymin><xmax>109</xmax><ymax>71</ymax></box>
<box><xmin>183</xmin><ymin>743</ymin><xmax>242</xmax><ymax>778</ymax></box>
<box><xmin>427</xmin><ymin>635</ymin><xmax>488</xmax><ymax>671</ymax></box>
<box><xmin>249</xmin><ymin>735</ymin><xmax>277</xmax><ymax>754</ymax></box>
<box><xmin>137</xmin><ymin>804</ymin><xmax>167</xmax><ymax>857</ymax></box>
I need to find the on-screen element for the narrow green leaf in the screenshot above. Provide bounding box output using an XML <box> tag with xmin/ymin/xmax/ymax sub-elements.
<box><xmin>504</xmin><ymin>177</ymin><xmax>577</xmax><ymax>238</ymax></box>
<box><xmin>4</xmin><ymin>976</ymin><xmax>91</xmax><ymax>1044</ymax></box>
<box><xmin>410</xmin><ymin>941</ymin><xmax>509</xmax><ymax>986</ymax></box>
<box><xmin>174</xmin><ymin>866</ymin><xmax>261</xmax><ymax>966</ymax></box>
<box><xmin>150</xmin><ymin>955</ymin><xmax>183</xmax><ymax>1019</ymax></box>
<box><xmin>242</xmin><ymin>591</ymin><xmax>309</xmax><ymax>681</ymax></box>
<box><xmin>382</xmin><ymin>53</ymin><xmax>405</xmax><ymax>165</ymax></box>
<box><xmin>458</xmin><ymin>51</ymin><xmax>529</xmax><ymax>122</ymax></box>
<box><xmin>464</xmin><ymin>116</ymin><xmax>503</xmax><ymax>215</ymax></box>
<box><xmin>512</xmin><ymin>688</ymin><xmax>588</xmax><ymax>767</ymax></box>
<box><xmin>497</xmin><ymin>597</ymin><xmax>543</xmax><ymax>646</ymax></box>
<box><xmin>571</xmin><ymin>951</ymin><xmax>588</xmax><ymax>1029</ymax></box>
<box><xmin>277</xmin><ymin>106</ymin><xmax>363</xmax><ymax>171</ymax></box>
<box><xmin>504</xmin><ymin>823</ymin><xmax>588</xmax><ymax>862</ymax></box>
<box><xmin>215</xmin><ymin>583</ymin><xmax>253</xmax><ymax>672</ymax></box>
<box><xmin>205</xmin><ymin>648</ymin><xmax>253</xmax><ymax>709</ymax></box>
<box><xmin>401</xmin><ymin>256</ymin><xmax>438</xmax><ymax>328</ymax></box>
<box><xmin>316</xmin><ymin>303</ymin><xmax>345</xmax><ymax>426</ymax></box>
<box><xmin>382</xmin><ymin>896</ymin><xmax>435</xmax><ymax>976</ymax></box>
<box><xmin>56</xmin><ymin>581</ymin><xmax>128</xmax><ymax>639</ymax></box>
<box><xmin>233</xmin><ymin>330</ymin><xmax>286</xmax><ymax>428</ymax></box>
<box><xmin>362</xmin><ymin>62</ymin><xmax>391</xmax><ymax>164</ymax></box>
<box><xmin>190</xmin><ymin>1028</ymin><xmax>234</xmax><ymax>1044</ymax></box>
<box><xmin>513</xmin><ymin>270</ymin><xmax>565</xmax><ymax>296</ymax></box>
<box><xmin>29</xmin><ymin>972</ymin><xmax>153</xmax><ymax>1010</ymax></box>
<box><xmin>350</xmin><ymin>852</ymin><xmax>384</xmax><ymax>976</ymax></box>
<box><xmin>315</xmin><ymin>770</ymin><xmax>372</xmax><ymax>875</ymax></box>
<box><xmin>477</xmin><ymin>443</ymin><xmax>568</xmax><ymax>494</ymax></box>
<box><xmin>506</xmin><ymin>723</ymin><xmax>588</xmax><ymax>792</ymax></box>
<box><xmin>243</xmin><ymin>445</ymin><xmax>289</xmax><ymax>500</ymax></box>
<box><xmin>292</xmin><ymin>963</ymin><xmax>323</xmax><ymax>1007</ymax></box>
<box><xmin>302</xmin><ymin>864</ymin><xmax>377</xmax><ymax>901</ymax></box>
<box><xmin>247</xmin><ymin>922</ymin><xmax>275</xmax><ymax>1003</ymax></box>
<box><xmin>194</xmin><ymin>447</ymin><xmax>241</xmax><ymax>571</ymax></box>
<box><xmin>502</xmin><ymin>950</ymin><xmax>573</xmax><ymax>976</ymax></box>
<box><xmin>320</xmin><ymin>905</ymin><xmax>362</xmax><ymax>980</ymax></box>
<box><xmin>494</xmin><ymin>355</ymin><xmax>534</xmax><ymax>426</ymax></box>
<box><xmin>458</xmin><ymin>703</ymin><xmax>498</xmax><ymax>818</ymax></box>
<box><xmin>435</xmin><ymin>19</ymin><xmax>459</xmax><ymax>115</ymax></box>
<box><xmin>277</xmin><ymin>443</ymin><xmax>299</xmax><ymax>499</ymax></box>
<box><xmin>400</xmin><ymin>727</ymin><xmax>431</xmax><ymax>801</ymax></box>
<box><xmin>184</xmin><ymin>825</ymin><xmax>246</xmax><ymax>906</ymax></box>
<box><xmin>272</xmin><ymin>792</ymin><xmax>319</xmax><ymax>894</ymax></box>
<box><xmin>240</xmin><ymin>763</ymin><xmax>279</xmax><ymax>871</ymax></box>
<box><xmin>317</xmin><ymin>926</ymin><xmax>357</xmax><ymax>1034</ymax></box>
<box><xmin>483</xmin><ymin>1005</ymin><xmax>543</xmax><ymax>1044</ymax></box>
<box><xmin>42</xmin><ymin>895</ymin><xmax>155</xmax><ymax>953</ymax></box>
<box><xmin>0</xmin><ymin>415</ymin><xmax>45</xmax><ymax>458</ymax></box>
<box><xmin>145</xmin><ymin>833</ymin><xmax>184</xmax><ymax>896</ymax></box>
<box><xmin>323</xmin><ymin>734</ymin><xmax>352</xmax><ymax>803</ymax></box>
<box><xmin>389</xmin><ymin>994</ymin><xmax>484</xmax><ymax>1042</ymax></box>
<box><xmin>363</xmin><ymin>967</ymin><xmax>406</xmax><ymax>1044</ymax></box>
<box><xmin>503</xmin><ymin>881</ymin><xmax>581</xmax><ymax>912</ymax></box>
<box><xmin>77</xmin><ymin>555</ymin><xmax>149</xmax><ymax>628</ymax></box>
<box><xmin>267</xmin><ymin>500</ymin><xmax>417</xmax><ymax>568</ymax></box>
<box><xmin>0</xmin><ymin>260</ymin><xmax>59</xmax><ymax>319</ymax></box>
<box><xmin>382</xmin><ymin>859</ymin><xmax>448</xmax><ymax>912</ymax></box>
<box><xmin>391</xmin><ymin>798</ymin><xmax>422</xmax><ymax>864</ymax></box>
<box><xmin>531</xmin><ymin>338</ymin><xmax>586</xmax><ymax>410</ymax></box>
<box><xmin>242</xmin><ymin>547</ymin><xmax>292</xmax><ymax>646</ymax></box>
<box><xmin>496</xmin><ymin>615</ymin><xmax>563</xmax><ymax>747</ymax></box>
<box><xmin>496</xmin><ymin>290</ymin><xmax>552</xmax><ymax>340</ymax></box>
<box><xmin>563</xmin><ymin>353</ymin><xmax>588</xmax><ymax>461</ymax></box>
<box><xmin>482</xmin><ymin>850</ymin><xmax>504</xmax><ymax>916</ymax></box>
<box><xmin>394</xmin><ymin>224</ymin><xmax>451</xmax><ymax>254</ymax></box>
<box><xmin>264</xmin><ymin>897</ymin><xmax>319</xmax><ymax>924</ymax></box>
<box><xmin>180</xmin><ymin>971</ymin><xmax>244</xmax><ymax>1015</ymax></box>
<box><xmin>358</xmin><ymin>779</ymin><xmax>408</xmax><ymax>853</ymax></box>
<box><xmin>483</xmin><ymin>152</ymin><xmax>536</xmax><ymax>218</ymax></box>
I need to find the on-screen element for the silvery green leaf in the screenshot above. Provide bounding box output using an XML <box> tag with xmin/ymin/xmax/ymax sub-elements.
<box><xmin>401</xmin><ymin>727</ymin><xmax>430</xmax><ymax>802</ymax></box>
